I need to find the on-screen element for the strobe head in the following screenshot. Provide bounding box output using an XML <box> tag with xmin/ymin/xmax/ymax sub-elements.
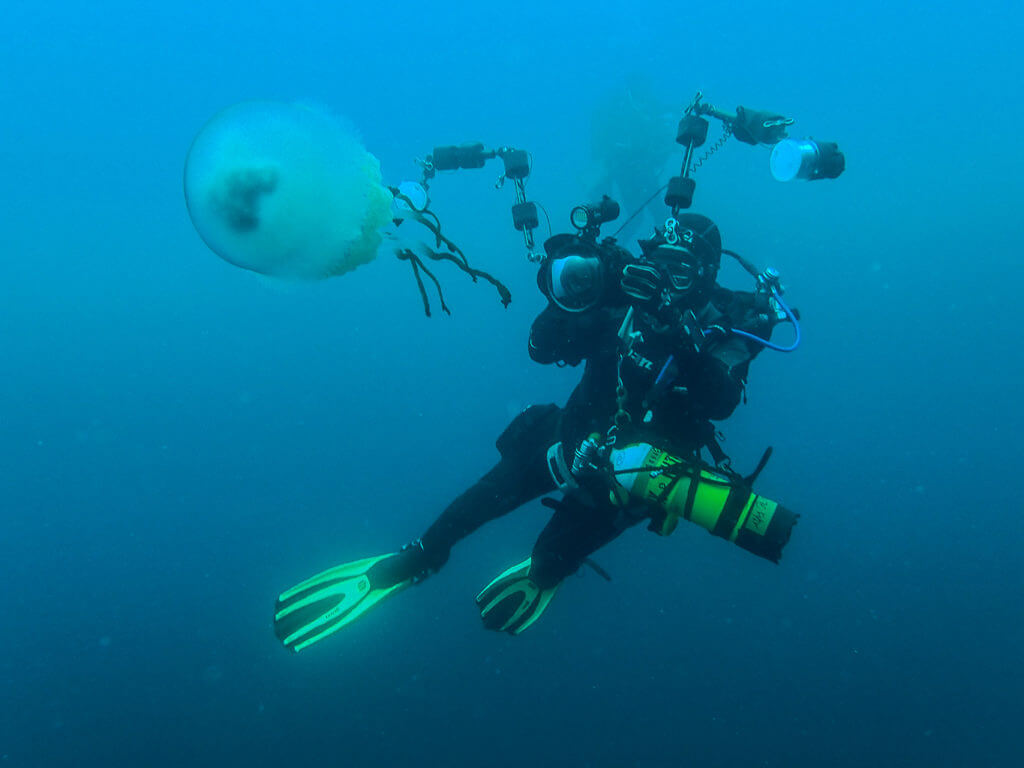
<box><xmin>770</xmin><ymin>139</ymin><xmax>845</xmax><ymax>181</ymax></box>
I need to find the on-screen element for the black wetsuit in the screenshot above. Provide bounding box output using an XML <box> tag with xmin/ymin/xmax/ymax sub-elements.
<box><xmin>418</xmin><ymin>286</ymin><xmax>775</xmax><ymax>587</ymax></box>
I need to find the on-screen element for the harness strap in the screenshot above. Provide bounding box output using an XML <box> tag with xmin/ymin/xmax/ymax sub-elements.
<box><xmin>713</xmin><ymin>485</ymin><xmax>753</xmax><ymax>540</ymax></box>
<box><xmin>744</xmin><ymin>446</ymin><xmax>774</xmax><ymax>486</ymax></box>
<box><xmin>706</xmin><ymin>433</ymin><xmax>731</xmax><ymax>467</ymax></box>
<box><xmin>680</xmin><ymin>464</ymin><xmax>701</xmax><ymax>521</ymax></box>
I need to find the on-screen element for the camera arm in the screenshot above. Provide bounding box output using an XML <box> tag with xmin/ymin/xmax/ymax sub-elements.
<box><xmin>419</xmin><ymin>143</ymin><xmax>542</xmax><ymax>262</ymax></box>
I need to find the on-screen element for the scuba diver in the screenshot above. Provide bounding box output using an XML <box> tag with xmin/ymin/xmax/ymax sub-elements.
<box><xmin>273</xmin><ymin>209</ymin><xmax>800</xmax><ymax>651</ymax></box>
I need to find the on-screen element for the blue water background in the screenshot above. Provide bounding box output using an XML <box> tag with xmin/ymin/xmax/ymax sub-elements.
<box><xmin>1</xmin><ymin>1</ymin><xmax>1021</xmax><ymax>766</ymax></box>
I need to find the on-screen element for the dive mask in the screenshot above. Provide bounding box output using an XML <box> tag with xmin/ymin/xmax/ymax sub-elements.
<box><xmin>620</xmin><ymin>243</ymin><xmax>704</xmax><ymax>303</ymax></box>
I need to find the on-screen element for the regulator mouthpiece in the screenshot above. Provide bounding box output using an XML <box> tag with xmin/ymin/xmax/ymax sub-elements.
<box><xmin>769</xmin><ymin>138</ymin><xmax>845</xmax><ymax>182</ymax></box>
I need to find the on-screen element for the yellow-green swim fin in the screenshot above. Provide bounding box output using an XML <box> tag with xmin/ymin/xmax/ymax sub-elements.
<box><xmin>476</xmin><ymin>558</ymin><xmax>558</xmax><ymax>635</ymax></box>
<box><xmin>274</xmin><ymin>547</ymin><xmax>424</xmax><ymax>653</ymax></box>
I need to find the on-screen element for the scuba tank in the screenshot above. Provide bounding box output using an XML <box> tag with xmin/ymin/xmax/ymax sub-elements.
<box><xmin>609</xmin><ymin>443</ymin><xmax>797</xmax><ymax>563</ymax></box>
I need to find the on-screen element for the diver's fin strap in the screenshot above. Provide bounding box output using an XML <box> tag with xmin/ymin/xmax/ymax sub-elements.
<box><xmin>582</xmin><ymin>557</ymin><xmax>613</xmax><ymax>582</ymax></box>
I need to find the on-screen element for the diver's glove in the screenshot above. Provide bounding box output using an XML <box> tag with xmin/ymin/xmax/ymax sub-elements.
<box><xmin>732</xmin><ymin>106</ymin><xmax>794</xmax><ymax>146</ymax></box>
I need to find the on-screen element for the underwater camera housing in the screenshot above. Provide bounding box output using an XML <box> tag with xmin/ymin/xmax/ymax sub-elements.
<box><xmin>536</xmin><ymin>197</ymin><xmax>632</xmax><ymax>313</ymax></box>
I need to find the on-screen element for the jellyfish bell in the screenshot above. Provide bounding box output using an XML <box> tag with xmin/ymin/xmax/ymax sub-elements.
<box><xmin>184</xmin><ymin>101</ymin><xmax>393</xmax><ymax>280</ymax></box>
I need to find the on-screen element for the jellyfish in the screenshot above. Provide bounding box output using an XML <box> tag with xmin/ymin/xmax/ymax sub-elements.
<box><xmin>184</xmin><ymin>101</ymin><xmax>393</xmax><ymax>280</ymax></box>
